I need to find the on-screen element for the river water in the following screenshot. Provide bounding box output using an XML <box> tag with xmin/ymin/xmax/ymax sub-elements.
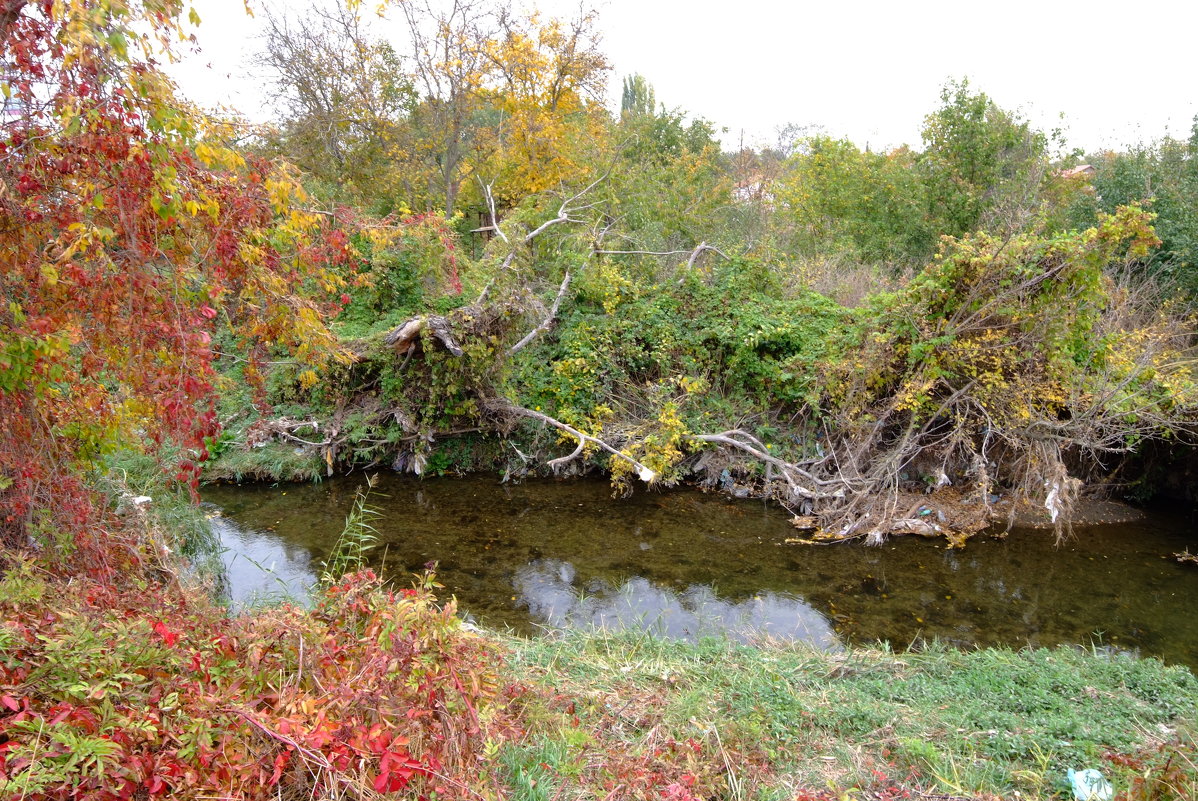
<box><xmin>203</xmin><ymin>474</ymin><xmax>1198</xmax><ymax>668</ymax></box>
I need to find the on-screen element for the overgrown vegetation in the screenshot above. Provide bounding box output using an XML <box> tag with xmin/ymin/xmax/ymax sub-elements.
<box><xmin>3</xmin><ymin>0</ymin><xmax>1198</xmax><ymax>798</ymax></box>
<box><xmin>2</xmin><ymin>538</ymin><xmax>1196</xmax><ymax>800</ymax></box>
<box><xmin>4</xmin><ymin>0</ymin><xmax>1197</xmax><ymax>548</ymax></box>
<box><xmin>211</xmin><ymin>200</ymin><xmax>1196</xmax><ymax>543</ymax></box>
<box><xmin>1065</xmin><ymin>124</ymin><xmax>1198</xmax><ymax>296</ymax></box>
<box><xmin>195</xmin><ymin>21</ymin><xmax>1198</xmax><ymax>543</ymax></box>
<box><xmin>0</xmin><ymin>558</ymin><xmax>518</xmax><ymax>799</ymax></box>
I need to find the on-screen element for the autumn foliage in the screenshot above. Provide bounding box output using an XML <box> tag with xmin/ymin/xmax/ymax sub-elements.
<box><xmin>0</xmin><ymin>565</ymin><xmax>522</xmax><ymax>798</ymax></box>
<box><xmin>0</xmin><ymin>1</ymin><xmax>351</xmax><ymax>552</ymax></box>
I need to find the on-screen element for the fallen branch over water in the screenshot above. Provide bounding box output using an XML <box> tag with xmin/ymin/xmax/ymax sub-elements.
<box><xmin>688</xmin><ymin>429</ymin><xmax>848</xmax><ymax>500</ymax></box>
<box><xmin>483</xmin><ymin>398</ymin><xmax>658</xmax><ymax>481</ymax></box>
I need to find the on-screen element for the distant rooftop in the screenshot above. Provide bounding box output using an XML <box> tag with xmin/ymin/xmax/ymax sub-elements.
<box><xmin>1056</xmin><ymin>164</ymin><xmax>1096</xmax><ymax>179</ymax></box>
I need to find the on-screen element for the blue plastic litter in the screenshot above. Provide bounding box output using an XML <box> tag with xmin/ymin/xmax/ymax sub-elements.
<box><xmin>1067</xmin><ymin>768</ymin><xmax>1113</xmax><ymax>801</ymax></box>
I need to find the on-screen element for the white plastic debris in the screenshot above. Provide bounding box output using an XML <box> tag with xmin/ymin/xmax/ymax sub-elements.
<box><xmin>1067</xmin><ymin>768</ymin><xmax>1113</xmax><ymax>801</ymax></box>
<box><xmin>1044</xmin><ymin>480</ymin><xmax>1062</xmax><ymax>523</ymax></box>
<box><xmin>116</xmin><ymin>494</ymin><xmax>152</xmax><ymax>516</ymax></box>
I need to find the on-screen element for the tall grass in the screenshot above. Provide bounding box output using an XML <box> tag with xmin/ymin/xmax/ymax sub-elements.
<box><xmin>97</xmin><ymin>450</ymin><xmax>221</xmax><ymax>573</ymax></box>
<box><xmin>319</xmin><ymin>474</ymin><xmax>381</xmax><ymax>583</ymax></box>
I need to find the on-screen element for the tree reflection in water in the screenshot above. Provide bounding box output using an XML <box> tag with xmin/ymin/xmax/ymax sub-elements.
<box><xmin>513</xmin><ymin>558</ymin><xmax>841</xmax><ymax>648</ymax></box>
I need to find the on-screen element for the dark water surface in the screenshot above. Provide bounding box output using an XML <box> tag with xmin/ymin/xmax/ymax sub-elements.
<box><xmin>203</xmin><ymin>475</ymin><xmax>1198</xmax><ymax>668</ymax></box>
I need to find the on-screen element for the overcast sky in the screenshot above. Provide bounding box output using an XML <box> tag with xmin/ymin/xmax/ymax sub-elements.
<box><xmin>169</xmin><ymin>0</ymin><xmax>1198</xmax><ymax>154</ymax></box>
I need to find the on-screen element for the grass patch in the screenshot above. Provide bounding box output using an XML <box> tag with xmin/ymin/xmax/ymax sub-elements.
<box><xmin>202</xmin><ymin>440</ymin><xmax>326</xmax><ymax>483</ymax></box>
<box><xmin>501</xmin><ymin>631</ymin><xmax>1198</xmax><ymax>799</ymax></box>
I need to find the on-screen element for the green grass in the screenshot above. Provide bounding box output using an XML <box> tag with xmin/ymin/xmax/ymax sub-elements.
<box><xmin>501</xmin><ymin>631</ymin><xmax>1198</xmax><ymax>799</ymax></box>
<box><xmin>202</xmin><ymin>440</ymin><xmax>325</xmax><ymax>483</ymax></box>
<box><xmin>498</xmin><ymin>736</ymin><xmax>582</xmax><ymax>801</ymax></box>
<box><xmin>97</xmin><ymin>450</ymin><xmax>221</xmax><ymax>570</ymax></box>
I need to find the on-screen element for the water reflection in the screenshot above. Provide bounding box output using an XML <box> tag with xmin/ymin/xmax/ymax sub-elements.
<box><xmin>513</xmin><ymin>559</ymin><xmax>841</xmax><ymax>647</ymax></box>
<box><xmin>210</xmin><ymin>513</ymin><xmax>316</xmax><ymax>606</ymax></box>
<box><xmin>202</xmin><ymin>474</ymin><xmax>1198</xmax><ymax>668</ymax></box>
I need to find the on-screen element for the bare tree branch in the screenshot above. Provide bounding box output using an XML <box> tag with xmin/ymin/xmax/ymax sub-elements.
<box><xmin>684</xmin><ymin>241</ymin><xmax>729</xmax><ymax>271</ymax></box>
<box><xmin>522</xmin><ymin>168</ymin><xmax>611</xmax><ymax>242</ymax></box>
<box><xmin>487</xmin><ymin>399</ymin><xmax>657</xmax><ymax>481</ymax></box>
<box><xmin>688</xmin><ymin>431</ymin><xmax>848</xmax><ymax>501</ymax></box>
<box><xmin>475</xmin><ymin>175</ymin><xmax>509</xmax><ymax>244</ymax></box>
<box><xmin>594</xmin><ymin>249</ymin><xmax>692</xmax><ymax>257</ymax></box>
<box><xmin>507</xmin><ymin>270</ymin><xmax>572</xmax><ymax>355</ymax></box>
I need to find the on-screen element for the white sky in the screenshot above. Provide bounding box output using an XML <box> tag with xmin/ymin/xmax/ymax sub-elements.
<box><xmin>169</xmin><ymin>0</ymin><xmax>1198</xmax><ymax>154</ymax></box>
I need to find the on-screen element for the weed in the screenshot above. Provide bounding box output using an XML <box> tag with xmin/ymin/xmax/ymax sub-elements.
<box><xmin>0</xmin><ymin>566</ymin><xmax>521</xmax><ymax>800</ymax></box>
<box><xmin>502</xmin><ymin>630</ymin><xmax>1198</xmax><ymax>799</ymax></box>
<box><xmin>1105</xmin><ymin>725</ymin><xmax>1198</xmax><ymax>801</ymax></box>
<box><xmin>320</xmin><ymin>474</ymin><xmax>381</xmax><ymax>583</ymax></box>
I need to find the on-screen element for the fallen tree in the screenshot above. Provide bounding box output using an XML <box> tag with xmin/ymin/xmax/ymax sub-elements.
<box><xmin>215</xmin><ymin>198</ymin><xmax>1197</xmax><ymax>546</ymax></box>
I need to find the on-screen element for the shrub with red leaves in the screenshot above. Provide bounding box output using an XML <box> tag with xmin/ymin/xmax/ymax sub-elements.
<box><xmin>0</xmin><ymin>565</ymin><xmax>524</xmax><ymax>799</ymax></box>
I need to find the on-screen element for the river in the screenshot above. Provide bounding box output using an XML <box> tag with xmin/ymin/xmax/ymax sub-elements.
<box><xmin>203</xmin><ymin>474</ymin><xmax>1198</xmax><ymax>668</ymax></box>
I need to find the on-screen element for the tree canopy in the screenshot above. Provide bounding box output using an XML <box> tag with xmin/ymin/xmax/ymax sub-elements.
<box><xmin>0</xmin><ymin>0</ymin><xmax>351</xmax><ymax>557</ymax></box>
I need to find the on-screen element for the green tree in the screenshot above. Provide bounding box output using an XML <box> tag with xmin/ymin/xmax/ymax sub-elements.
<box><xmin>396</xmin><ymin>0</ymin><xmax>496</xmax><ymax>215</ymax></box>
<box><xmin>778</xmin><ymin>136</ymin><xmax>932</xmax><ymax>263</ymax></box>
<box><xmin>919</xmin><ymin>79</ymin><xmax>1049</xmax><ymax>237</ymax></box>
<box><xmin>601</xmin><ymin>96</ymin><xmax>729</xmax><ymax>256</ymax></box>
<box><xmin>1066</xmin><ymin>124</ymin><xmax>1198</xmax><ymax>295</ymax></box>
<box><xmin>620</xmin><ymin>73</ymin><xmax>656</xmax><ymax>119</ymax></box>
